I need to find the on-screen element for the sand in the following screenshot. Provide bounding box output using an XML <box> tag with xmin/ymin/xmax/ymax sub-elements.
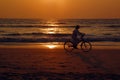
<box><xmin>0</xmin><ymin>44</ymin><xmax>120</xmax><ymax>80</ymax></box>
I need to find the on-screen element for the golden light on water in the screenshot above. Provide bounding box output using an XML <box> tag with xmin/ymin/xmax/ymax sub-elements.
<box><xmin>45</xmin><ymin>20</ymin><xmax>59</xmax><ymax>34</ymax></box>
<box><xmin>46</xmin><ymin>20</ymin><xmax>59</xmax><ymax>26</ymax></box>
<box><xmin>46</xmin><ymin>45</ymin><xmax>57</xmax><ymax>49</ymax></box>
<box><xmin>49</xmin><ymin>23</ymin><xmax>59</xmax><ymax>27</ymax></box>
<box><xmin>40</xmin><ymin>20</ymin><xmax>59</xmax><ymax>34</ymax></box>
<box><xmin>47</xmin><ymin>28</ymin><xmax>56</xmax><ymax>34</ymax></box>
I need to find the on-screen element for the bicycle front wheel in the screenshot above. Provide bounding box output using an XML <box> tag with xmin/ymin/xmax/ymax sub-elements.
<box><xmin>64</xmin><ymin>41</ymin><xmax>74</xmax><ymax>52</ymax></box>
<box><xmin>81</xmin><ymin>41</ymin><xmax>92</xmax><ymax>52</ymax></box>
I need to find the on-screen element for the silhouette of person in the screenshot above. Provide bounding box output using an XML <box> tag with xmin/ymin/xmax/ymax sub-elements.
<box><xmin>72</xmin><ymin>25</ymin><xmax>85</xmax><ymax>49</ymax></box>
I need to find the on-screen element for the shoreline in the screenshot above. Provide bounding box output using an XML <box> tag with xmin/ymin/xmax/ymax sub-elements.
<box><xmin>0</xmin><ymin>42</ymin><xmax>120</xmax><ymax>49</ymax></box>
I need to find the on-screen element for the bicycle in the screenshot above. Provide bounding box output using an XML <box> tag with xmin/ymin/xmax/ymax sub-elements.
<box><xmin>64</xmin><ymin>36</ymin><xmax>92</xmax><ymax>52</ymax></box>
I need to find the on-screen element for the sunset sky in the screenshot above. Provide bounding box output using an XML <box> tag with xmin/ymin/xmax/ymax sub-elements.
<box><xmin>0</xmin><ymin>0</ymin><xmax>120</xmax><ymax>19</ymax></box>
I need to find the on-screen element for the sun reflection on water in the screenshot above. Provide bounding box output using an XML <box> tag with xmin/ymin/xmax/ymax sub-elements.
<box><xmin>47</xmin><ymin>28</ymin><xmax>56</xmax><ymax>34</ymax></box>
<box><xmin>48</xmin><ymin>23</ymin><xmax>59</xmax><ymax>27</ymax></box>
<box><xmin>45</xmin><ymin>20</ymin><xmax>59</xmax><ymax>34</ymax></box>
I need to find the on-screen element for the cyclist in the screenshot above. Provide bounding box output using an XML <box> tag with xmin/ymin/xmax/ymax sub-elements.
<box><xmin>72</xmin><ymin>25</ymin><xmax>85</xmax><ymax>49</ymax></box>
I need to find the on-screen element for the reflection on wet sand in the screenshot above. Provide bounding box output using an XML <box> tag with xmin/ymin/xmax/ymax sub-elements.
<box><xmin>46</xmin><ymin>44</ymin><xmax>57</xmax><ymax>49</ymax></box>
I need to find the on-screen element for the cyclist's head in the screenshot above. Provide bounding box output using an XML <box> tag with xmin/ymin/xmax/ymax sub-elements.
<box><xmin>75</xmin><ymin>25</ymin><xmax>80</xmax><ymax>29</ymax></box>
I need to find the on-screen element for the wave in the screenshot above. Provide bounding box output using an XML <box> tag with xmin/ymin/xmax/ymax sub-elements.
<box><xmin>105</xmin><ymin>25</ymin><xmax>120</xmax><ymax>28</ymax></box>
<box><xmin>1</xmin><ymin>33</ymin><xmax>71</xmax><ymax>37</ymax></box>
<box><xmin>0</xmin><ymin>30</ymin><xmax>5</xmax><ymax>33</ymax></box>
<box><xmin>0</xmin><ymin>37</ymin><xmax>120</xmax><ymax>42</ymax></box>
<box><xmin>0</xmin><ymin>24</ymin><xmax>76</xmax><ymax>28</ymax></box>
<box><xmin>0</xmin><ymin>32</ymin><xmax>120</xmax><ymax>42</ymax></box>
<box><xmin>0</xmin><ymin>24</ymin><xmax>120</xmax><ymax>29</ymax></box>
<box><xmin>0</xmin><ymin>18</ymin><xmax>120</xmax><ymax>28</ymax></box>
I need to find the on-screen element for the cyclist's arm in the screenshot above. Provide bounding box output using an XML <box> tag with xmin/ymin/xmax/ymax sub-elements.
<box><xmin>78</xmin><ymin>31</ymin><xmax>85</xmax><ymax>35</ymax></box>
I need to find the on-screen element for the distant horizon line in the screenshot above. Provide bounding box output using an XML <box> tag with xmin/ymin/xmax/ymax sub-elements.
<box><xmin>0</xmin><ymin>18</ymin><xmax>120</xmax><ymax>20</ymax></box>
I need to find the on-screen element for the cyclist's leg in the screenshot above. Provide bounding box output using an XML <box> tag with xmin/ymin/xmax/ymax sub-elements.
<box><xmin>76</xmin><ymin>39</ymin><xmax>80</xmax><ymax>46</ymax></box>
<box><xmin>72</xmin><ymin>38</ymin><xmax>78</xmax><ymax>48</ymax></box>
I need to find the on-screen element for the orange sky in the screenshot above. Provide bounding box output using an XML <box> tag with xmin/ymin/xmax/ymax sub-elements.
<box><xmin>0</xmin><ymin>0</ymin><xmax>120</xmax><ymax>19</ymax></box>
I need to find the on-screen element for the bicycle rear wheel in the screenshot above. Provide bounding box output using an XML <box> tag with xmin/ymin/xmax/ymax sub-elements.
<box><xmin>81</xmin><ymin>41</ymin><xmax>92</xmax><ymax>52</ymax></box>
<box><xmin>64</xmin><ymin>41</ymin><xmax>74</xmax><ymax>52</ymax></box>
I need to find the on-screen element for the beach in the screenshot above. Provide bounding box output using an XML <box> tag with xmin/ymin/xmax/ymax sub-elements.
<box><xmin>0</xmin><ymin>0</ymin><xmax>120</xmax><ymax>79</ymax></box>
<box><xmin>0</xmin><ymin>43</ymin><xmax>120</xmax><ymax>80</ymax></box>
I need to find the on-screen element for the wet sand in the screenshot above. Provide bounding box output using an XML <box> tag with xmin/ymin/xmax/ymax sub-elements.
<box><xmin>0</xmin><ymin>44</ymin><xmax>120</xmax><ymax>80</ymax></box>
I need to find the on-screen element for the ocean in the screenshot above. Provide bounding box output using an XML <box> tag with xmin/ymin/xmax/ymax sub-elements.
<box><xmin>0</xmin><ymin>18</ymin><xmax>120</xmax><ymax>45</ymax></box>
